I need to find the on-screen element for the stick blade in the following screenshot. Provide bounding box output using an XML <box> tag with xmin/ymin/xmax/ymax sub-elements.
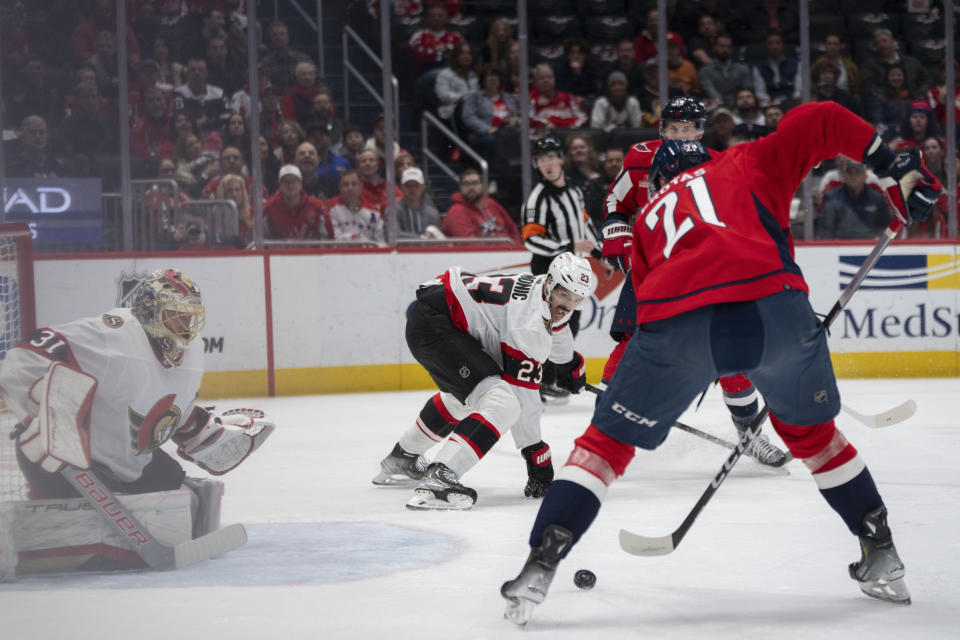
<box><xmin>174</xmin><ymin>523</ymin><xmax>247</xmax><ymax>569</ymax></box>
<box><xmin>876</xmin><ymin>399</ymin><xmax>917</xmax><ymax>427</ymax></box>
<box><xmin>619</xmin><ymin>528</ymin><xmax>676</xmax><ymax>556</ymax></box>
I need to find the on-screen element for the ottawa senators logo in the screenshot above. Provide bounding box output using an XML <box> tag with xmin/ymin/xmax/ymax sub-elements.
<box><xmin>128</xmin><ymin>394</ymin><xmax>183</xmax><ymax>453</ymax></box>
<box><xmin>101</xmin><ymin>313</ymin><xmax>124</xmax><ymax>328</ymax></box>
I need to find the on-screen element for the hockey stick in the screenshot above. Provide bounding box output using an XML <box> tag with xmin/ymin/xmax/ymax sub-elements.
<box><xmin>60</xmin><ymin>465</ymin><xmax>247</xmax><ymax>570</ymax></box>
<box><xmin>584</xmin><ymin>384</ymin><xmax>792</xmax><ymax>467</ymax></box>
<box><xmin>619</xmin><ymin>218</ymin><xmax>906</xmax><ymax>557</ymax></box>
<box><xmin>841</xmin><ymin>400</ymin><xmax>917</xmax><ymax>428</ymax></box>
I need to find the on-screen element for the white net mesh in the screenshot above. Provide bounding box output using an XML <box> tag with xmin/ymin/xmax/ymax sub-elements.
<box><xmin>0</xmin><ymin>234</ymin><xmax>27</xmax><ymax>502</ymax></box>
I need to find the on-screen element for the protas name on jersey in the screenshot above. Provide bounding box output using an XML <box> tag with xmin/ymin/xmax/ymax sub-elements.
<box><xmin>0</xmin><ymin>308</ymin><xmax>204</xmax><ymax>482</ymax></box>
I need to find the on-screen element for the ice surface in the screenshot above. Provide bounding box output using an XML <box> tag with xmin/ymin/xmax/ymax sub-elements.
<box><xmin>1</xmin><ymin>378</ymin><xmax>957</xmax><ymax>639</ymax></box>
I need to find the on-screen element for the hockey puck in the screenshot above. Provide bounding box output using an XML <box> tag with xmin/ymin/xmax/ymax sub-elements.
<box><xmin>574</xmin><ymin>569</ymin><xmax>596</xmax><ymax>590</ymax></box>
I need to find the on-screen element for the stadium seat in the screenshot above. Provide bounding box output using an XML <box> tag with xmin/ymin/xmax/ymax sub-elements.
<box><xmin>584</xmin><ymin>15</ymin><xmax>635</xmax><ymax>44</ymax></box>
<box><xmin>531</xmin><ymin>0</ymin><xmax>576</xmax><ymax>12</ymax></box>
<box><xmin>533</xmin><ymin>42</ymin><xmax>566</xmax><ymax>64</ymax></box>
<box><xmin>551</xmin><ymin>128</ymin><xmax>608</xmax><ymax>152</ymax></box>
<box><xmin>908</xmin><ymin>38</ymin><xmax>946</xmax><ymax>67</ymax></box>
<box><xmin>590</xmin><ymin>43</ymin><xmax>618</xmax><ymax>65</ymax></box>
<box><xmin>607</xmin><ymin>128</ymin><xmax>660</xmax><ymax>153</ymax></box>
<box><xmin>534</xmin><ymin>15</ymin><xmax>583</xmax><ymax>42</ymax></box>
<box><xmin>846</xmin><ymin>12</ymin><xmax>898</xmax><ymax>40</ymax></box>
<box><xmin>450</xmin><ymin>15</ymin><xmax>485</xmax><ymax>43</ymax></box>
<box><xmin>809</xmin><ymin>13</ymin><xmax>846</xmax><ymax>42</ymax></box>
<box><xmin>574</xmin><ymin>0</ymin><xmax>626</xmax><ymax>16</ymax></box>
<box><xmin>902</xmin><ymin>13</ymin><xmax>944</xmax><ymax>41</ymax></box>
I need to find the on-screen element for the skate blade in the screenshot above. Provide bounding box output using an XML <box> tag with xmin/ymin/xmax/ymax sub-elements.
<box><xmin>405</xmin><ymin>488</ymin><xmax>475</xmax><ymax>511</ymax></box>
<box><xmin>540</xmin><ymin>395</ymin><xmax>570</xmax><ymax>406</ymax></box>
<box><xmin>503</xmin><ymin>597</ymin><xmax>536</xmax><ymax>626</ymax></box>
<box><xmin>858</xmin><ymin>577</ymin><xmax>912</xmax><ymax>605</ymax></box>
<box><xmin>372</xmin><ymin>471</ymin><xmax>421</xmax><ymax>486</ymax></box>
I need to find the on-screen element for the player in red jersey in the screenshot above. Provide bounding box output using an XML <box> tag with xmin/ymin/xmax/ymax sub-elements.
<box><xmin>503</xmin><ymin>101</ymin><xmax>941</xmax><ymax>624</ymax></box>
<box><xmin>600</xmin><ymin>96</ymin><xmax>785</xmax><ymax>466</ymax></box>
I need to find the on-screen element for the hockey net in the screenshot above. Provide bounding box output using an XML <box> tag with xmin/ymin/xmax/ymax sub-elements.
<box><xmin>0</xmin><ymin>224</ymin><xmax>35</xmax><ymax>503</ymax></box>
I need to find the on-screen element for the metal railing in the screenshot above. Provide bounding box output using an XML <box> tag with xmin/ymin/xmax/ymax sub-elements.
<box><xmin>421</xmin><ymin>111</ymin><xmax>489</xmax><ymax>189</ymax></box>
<box><xmin>342</xmin><ymin>26</ymin><xmax>399</xmax><ymax>126</ymax></box>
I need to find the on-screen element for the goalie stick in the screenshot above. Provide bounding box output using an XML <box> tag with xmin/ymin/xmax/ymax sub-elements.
<box><xmin>619</xmin><ymin>217</ymin><xmax>907</xmax><ymax>557</ymax></box>
<box><xmin>59</xmin><ymin>464</ymin><xmax>247</xmax><ymax>570</ymax></box>
<box><xmin>584</xmin><ymin>384</ymin><xmax>792</xmax><ymax>468</ymax></box>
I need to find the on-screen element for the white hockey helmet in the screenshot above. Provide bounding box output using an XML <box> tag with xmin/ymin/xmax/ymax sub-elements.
<box><xmin>131</xmin><ymin>269</ymin><xmax>205</xmax><ymax>367</ymax></box>
<box><xmin>546</xmin><ymin>252</ymin><xmax>597</xmax><ymax>309</ymax></box>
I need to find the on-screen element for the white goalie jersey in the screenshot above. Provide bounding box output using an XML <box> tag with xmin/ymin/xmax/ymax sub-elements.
<box><xmin>0</xmin><ymin>308</ymin><xmax>204</xmax><ymax>482</ymax></box>
<box><xmin>437</xmin><ymin>267</ymin><xmax>575</xmax><ymax>442</ymax></box>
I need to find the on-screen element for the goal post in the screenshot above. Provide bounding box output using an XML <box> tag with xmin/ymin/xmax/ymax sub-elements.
<box><xmin>0</xmin><ymin>223</ymin><xmax>36</xmax><ymax>502</ymax></box>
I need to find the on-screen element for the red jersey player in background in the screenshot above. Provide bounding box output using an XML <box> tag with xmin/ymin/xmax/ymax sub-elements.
<box><xmin>600</xmin><ymin>96</ymin><xmax>787</xmax><ymax>467</ymax></box>
<box><xmin>503</xmin><ymin>101</ymin><xmax>941</xmax><ymax>624</ymax></box>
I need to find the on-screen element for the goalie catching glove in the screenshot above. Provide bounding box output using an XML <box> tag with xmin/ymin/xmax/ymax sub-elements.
<box><xmin>864</xmin><ymin>139</ymin><xmax>942</xmax><ymax>224</ymax></box>
<box><xmin>174</xmin><ymin>407</ymin><xmax>275</xmax><ymax>475</ymax></box>
<box><xmin>554</xmin><ymin>352</ymin><xmax>586</xmax><ymax>394</ymax></box>
<box><xmin>521</xmin><ymin>441</ymin><xmax>553</xmax><ymax>498</ymax></box>
<box><xmin>600</xmin><ymin>214</ymin><xmax>632</xmax><ymax>273</ymax></box>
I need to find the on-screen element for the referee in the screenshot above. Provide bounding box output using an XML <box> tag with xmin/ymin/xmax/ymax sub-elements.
<box><xmin>522</xmin><ymin>135</ymin><xmax>609</xmax><ymax>400</ymax></box>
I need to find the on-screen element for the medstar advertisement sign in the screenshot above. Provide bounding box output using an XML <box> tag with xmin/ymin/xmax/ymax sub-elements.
<box><xmin>3</xmin><ymin>178</ymin><xmax>103</xmax><ymax>244</ymax></box>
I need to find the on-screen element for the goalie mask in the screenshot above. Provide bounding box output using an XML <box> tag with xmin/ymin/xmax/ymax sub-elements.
<box><xmin>132</xmin><ymin>269</ymin><xmax>205</xmax><ymax>367</ymax></box>
<box><xmin>545</xmin><ymin>253</ymin><xmax>597</xmax><ymax>324</ymax></box>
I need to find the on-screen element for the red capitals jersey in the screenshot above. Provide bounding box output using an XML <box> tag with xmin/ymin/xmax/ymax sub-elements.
<box><xmin>630</xmin><ymin>102</ymin><xmax>878</xmax><ymax>324</ymax></box>
<box><xmin>605</xmin><ymin>139</ymin><xmax>663</xmax><ymax>223</ymax></box>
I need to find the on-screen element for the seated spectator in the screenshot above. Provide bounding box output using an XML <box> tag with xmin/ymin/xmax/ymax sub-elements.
<box><xmin>153</xmin><ymin>37</ymin><xmax>183</xmax><ymax>87</ymax></box>
<box><xmin>205</xmin><ymin>35</ymin><xmax>244</xmax><ymax>97</ymax></box>
<box><xmin>814</xmin><ymin>33</ymin><xmax>858</xmax><ymax>97</ymax></box>
<box><xmin>6</xmin><ymin>115</ymin><xmax>75</xmax><ymax>178</ymax></box>
<box><xmin>128</xmin><ymin>59</ymin><xmax>170</xmax><ymax>125</ymax></box>
<box><xmin>281</xmin><ymin>61</ymin><xmax>321</xmax><ymax>124</ymax></box>
<box><xmin>891</xmin><ymin>101</ymin><xmax>939</xmax><ymax>150</ymax></box>
<box><xmin>216</xmin><ymin>173</ymin><xmax>256</xmax><ymax>245</ymax></box>
<box><xmin>220</xmin><ymin>112</ymin><xmax>251</xmax><ymax>157</ymax></box>
<box><xmin>71</xmin><ymin>0</ymin><xmax>140</xmax><ymax>65</ymax></box>
<box><xmin>409</xmin><ymin>2</ymin><xmax>464</xmax><ymax>71</ymax></box>
<box><xmin>701</xmin><ymin>107</ymin><xmax>735</xmax><ymax>151</ymax></box>
<box><xmin>481</xmin><ymin>17</ymin><xmax>514</xmax><ymax>72</ymax></box>
<box><xmin>565</xmin><ymin>133</ymin><xmax>606</xmax><ymax>227</ymax></box>
<box><xmin>171</xmin><ymin>110</ymin><xmax>198</xmax><ymax>144</ymax></box>
<box><xmin>602</xmin><ymin>146</ymin><xmax>625</xmax><ymax>184</ymax></box>
<box><xmin>818</xmin><ymin>161</ymin><xmax>890</xmax><ymax>240</ymax></box>
<box><xmin>225</xmin><ymin>13</ymin><xmax>249</xmax><ymax>70</ymax></box>
<box><xmin>309</xmin><ymin>124</ymin><xmax>351</xmax><ymax>197</ymax></box>
<box><xmin>922</xmin><ymin>136</ymin><xmax>947</xmax><ymax>184</ymax></box>
<box><xmin>727</xmin><ymin>123</ymin><xmax>767</xmax><ymax>146</ymax></box>
<box><xmin>395</xmin><ymin>152</ymin><xmax>418</xmax><ymax>177</ymax></box>
<box><xmin>751</xmin><ymin>30</ymin><xmax>800</xmax><ymax>106</ymax></box>
<box><xmin>7</xmin><ymin>56</ymin><xmax>61</xmax><ymax>126</ymax></box>
<box><xmin>554</xmin><ymin>38</ymin><xmax>603</xmax><ymax>102</ymax></box>
<box><xmin>763</xmin><ymin>103</ymin><xmax>784</xmax><ymax>132</ymax></box>
<box><xmin>356</xmin><ymin>149</ymin><xmax>402</xmax><ymax>209</ymax></box>
<box><xmin>259</xmin><ymin>135</ymin><xmax>283</xmax><ymax>195</ymax></box>
<box><xmin>816</xmin><ymin>155</ymin><xmax>884</xmax><ymax>208</ymax></box>
<box><xmin>258</xmin><ymin>83</ymin><xmax>285</xmax><ymax>149</ymax></box>
<box><xmin>326</xmin><ymin>170</ymin><xmax>385</xmax><ymax>244</ymax></box>
<box><xmin>396</xmin><ymin>167</ymin><xmax>443</xmax><ymax>239</ymax></box>
<box><xmin>171</xmin><ymin>214</ymin><xmax>210</xmax><ymax>251</ymax></box>
<box><xmin>866</xmin><ymin>64</ymin><xmax>913</xmax><ymax>138</ymax></box>
<box><xmin>634</xmin><ymin>8</ymin><xmax>685</xmax><ymax>65</ymax></box>
<box><xmin>925</xmin><ymin>59</ymin><xmax>960</xmax><ymax>130</ymax></box>
<box><xmin>174</xmin><ymin>132</ymin><xmax>218</xmax><ymax>196</ymax></box>
<box><xmin>530</xmin><ymin>63</ymin><xmax>588</xmax><ymax>131</ymax></box>
<box><xmin>174</xmin><ymin>58</ymin><xmax>230</xmax><ymax>136</ymax></box>
<box><xmin>131</xmin><ymin>85</ymin><xmax>175</xmax><ymax>169</ymax></box>
<box><xmin>340</xmin><ymin>124</ymin><xmax>367</xmax><ymax>167</ymax></box>
<box><xmin>686</xmin><ymin>14</ymin><xmax>719</xmax><ymax>67</ymax></box>
<box><xmin>604</xmin><ymin>39</ymin><xmax>644</xmax><ymax>95</ymax></box>
<box><xmin>200</xmin><ymin>146</ymin><xmax>269</xmax><ymax>202</ymax></box>
<box><xmin>666</xmin><ymin>40</ymin><xmax>700</xmax><ymax>97</ymax></box>
<box><xmin>265</xmin><ymin>164</ymin><xmax>332</xmax><ymax>239</ymax></box>
<box><xmin>731</xmin><ymin>88</ymin><xmax>766</xmax><ymax>126</ymax></box>
<box><xmin>294</xmin><ymin>141</ymin><xmax>330</xmax><ymax>199</ymax></box>
<box><xmin>276</xmin><ymin>119</ymin><xmax>306</xmax><ymax>164</ymax></box>
<box><xmin>262</xmin><ymin>21</ymin><xmax>312</xmax><ymax>94</ymax></box>
<box><xmin>811</xmin><ymin>58</ymin><xmax>859</xmax><ymax>114</ymax></box>
<box><xmin>699</xmin><ymin>33</ymin><xmax>753</xmax><ymax>110</ymax></box>
<box><xmin>57</xmin><ymin>81</ymin><xmax>118</xmax><ymax>163</ymax></box>
<box><xmin>859</xmin><ymin>29</ymin><xmax>930</xmax><ymax>105</ymax></box>
<box><xmin>591</xmin><ymin>71</ymin><xmax>643</xmax><ymax>131</ymax></box>
<box><xmin>462</xmin><ymin>64</ymin><xmax>520</xmax><ymax>164</ymax></box>
<box><xmin>364</xmin><ymin>114</ymin><xmax>405</xmax><ymax>167</ymax></box>
<box><xmin>505</xmin><ymin>40</ymin><xmax>523</xmax><ymax>94</ymax></box>
<box><xmin>306</xmin><ymin>91</ymin><xmax>345</xmax><ymax>149</ymax></box>
<box><xmin>144</xmin><ymin>157</ymin><xmax>191</xmax><ymax>248</ymax></box>
<box><xmin>435</xmin><ymin>41</ymin><xmax>479</xmax><ymax>125</ymax></box>
<box><xmin>442</xmin><ymin>168</ymin><xmax>520</xmax><ymax>242</ymax></box>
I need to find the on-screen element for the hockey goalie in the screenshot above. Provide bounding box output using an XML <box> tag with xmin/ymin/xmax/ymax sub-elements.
<box><xmin>0</xmin><ymin>269</ymin><xmax>274</xmax><ymax>579</ymax></box>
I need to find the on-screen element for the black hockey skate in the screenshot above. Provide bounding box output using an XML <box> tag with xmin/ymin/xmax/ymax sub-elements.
<box><xmin>734</xmin><ymin>416</ymin><xmax>791</xmax><ymax>468</ymax></box>
<box><xmin>372</xmin><ymin>443</ymin><xmax>428</xmax><ymax>486</ymax></box>
<box><xmin>849</xmin><ymin>506</ymin><xmax>911</xmax><ymax>605</ymax></box>
<box><xmin>501</xmin><ymin>525</ymin><xmax>573</xmax><ymax>626</ymax></box>
<box><xmin>539</xmin><ymin>383</ymin><xmax>570</xmax><ymax>405</ymax></box>
<box><xmin>406</xmin><ymin>462</ymin><xmax>477</xmax><ymax>510</ymax></box>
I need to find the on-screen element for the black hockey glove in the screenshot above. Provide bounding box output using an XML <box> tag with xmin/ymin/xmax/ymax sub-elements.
<box><xmin>864</xmin><ymin>141</ymin><xmax>942</xmax><ymax>223</ymax></box>
<box><xmin>521</xmin><ymin>441</ymin><xmax>554</xmax><ymax>498</ymax></box>
<box><xmin>554</xmin><ymin>352</ymin><xmax>586</xmax><ymax>394</ymax></box>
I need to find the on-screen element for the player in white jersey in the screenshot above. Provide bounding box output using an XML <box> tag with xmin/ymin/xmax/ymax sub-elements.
<box><xmin>0</xmin><ymin>270</ymin><xmax>274</xmax><ymax>536</ymax></box>
<box><xmin>373</xmin><ymin>253</ymin><xmax>598</xmax><ymax>510</ymax></box>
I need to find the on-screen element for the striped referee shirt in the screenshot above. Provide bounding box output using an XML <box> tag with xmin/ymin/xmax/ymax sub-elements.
<box><xmin>521</xmin><ymin>178</ymin><xmax>602</xmax><ymax>260</ymax></box>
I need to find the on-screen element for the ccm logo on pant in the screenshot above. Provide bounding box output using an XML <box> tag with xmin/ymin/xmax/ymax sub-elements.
<box><xmin>611</xmin><ymin>402</ymin><xmax>658</xmax><ymax>427</ymax></box>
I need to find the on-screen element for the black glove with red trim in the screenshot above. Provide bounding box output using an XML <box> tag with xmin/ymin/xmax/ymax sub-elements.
<box><xmin>554</xmin><ymin>352</ymin><xmax>586</xmax><ymax>394</ymax></box>
<box><xmin>521</xmin><ymin>441</ymin><xmax>553</xmax><ymax>498</ymax></box>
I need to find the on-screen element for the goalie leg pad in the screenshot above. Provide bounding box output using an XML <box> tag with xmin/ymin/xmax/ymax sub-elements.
<box><xmin>183</xmin><ymin>477</ymin><xmax>224</xmax><ymax>538</ymax></box>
